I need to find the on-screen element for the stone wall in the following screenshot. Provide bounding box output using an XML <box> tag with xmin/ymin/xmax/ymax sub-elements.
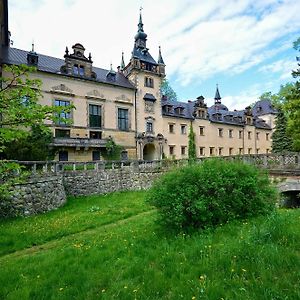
<box><xmin>63</xmin><ymin>167</ymin><xmax>164</xmax><ymax>196</ymax></box>
<box><xmin>1</xmin><ymin>175</ymin><xmax>66</xmax><ymax>218</ymax></box>
<box><xmin>2</xmin><ymin>167</ymin><xmax>164</xmax><ymax>218</ymax></box>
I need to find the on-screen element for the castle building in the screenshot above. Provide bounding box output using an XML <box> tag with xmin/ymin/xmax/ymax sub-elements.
<box><xmin>1</xmin><ymin>4</ymin><xmax>275</xmax><ymax>161</ymax></box>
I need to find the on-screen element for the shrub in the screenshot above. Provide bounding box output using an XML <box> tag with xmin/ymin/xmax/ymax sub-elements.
<box><xmin>147</xmin><ymin>159</ymin><xmax>277</xmax><ymax>231</ymax></box>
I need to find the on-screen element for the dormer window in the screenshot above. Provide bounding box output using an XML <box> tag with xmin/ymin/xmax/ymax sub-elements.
<box><xmin>175</xmin><ymin>107</ymin><xmax>184</xmax><ymax>115</ymax></box>
<box><xmin>197</xmin><ymin>109</ymin><xmax>206</xmax><ymax>119</ymax></box>
<box><xmin>163</xmin><ymin>105</ymin><xmax>172</xmax><ymax>114</ymax></box>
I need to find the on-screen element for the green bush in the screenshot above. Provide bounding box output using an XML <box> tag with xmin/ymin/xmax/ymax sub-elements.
<box><xmin>147</xmin><ymin>159</ymin><xmax>277</xmax><ymax>231</ymax></box>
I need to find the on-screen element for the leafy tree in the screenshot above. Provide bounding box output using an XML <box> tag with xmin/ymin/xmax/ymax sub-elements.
<box><xmin>0</xmin><ymin>64</ymin><xmax>73</xmax><ymax>195</ymax></box>
<box><xmin>188</xmin><ymin>124</ymin><xmax>196</xmax><ymax>162</ymax></box>
<box><xmin>283</xmin><ymin>39</ymin><xmax>300</xmax><ymax>151</ymax></box>
<box><xmin>2</xmin><ymin>125</ymin><xmax>55</xmax><ymax>161</ymax></box>
<box><xmin>102</xmin><ymin>137</ymin><xmax>124</xmax><ymax>160</ymax></box>
<box><xmin>160</xmin><ymin>78</ymin><xmax>177</xmax><ymax>101</ymax></box>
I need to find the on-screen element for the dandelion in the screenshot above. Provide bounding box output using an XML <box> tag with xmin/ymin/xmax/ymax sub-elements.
<box><xmin>199</xmin><ymin>275</ymin><xmax>206</xmax><ymax>281</ymax></box>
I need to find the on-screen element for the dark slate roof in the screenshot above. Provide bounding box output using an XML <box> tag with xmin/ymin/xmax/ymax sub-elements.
<box><xmin>162</xmin><ymin>99</ymin><xmax>194</xmax><ymax>119</ymax></box>
<box><xmin>253</xmin><ymin>117</ymin><xmax>271</xmax><ymax>129</ymax></box>
<box><xmin>132</xmin><ymin>47</ymin><xmax>157</xmax><ymax>65</ymax></box>
<box><xmin>208</xmin><ymin>103</ymin><xmax>229</xmax><ymax>113</ymax></box>
<box><xmin>2</xmin><ymin>47</ymin><xmax>135</xmax><ymax>89</ymax></box>
<box><xmin>252</xmin><ymin>99</ymin><xmax>278</xmax><ymax>116</ymax></box>
<box><xmin>161</xmin><ymin>97</ymin><xmax>271</xmax><ymax>130</ymax></box>
<box><xmin>143</xmin><ymin>93</ymin><xmax>156</xmax><ymax>101</ymax></box>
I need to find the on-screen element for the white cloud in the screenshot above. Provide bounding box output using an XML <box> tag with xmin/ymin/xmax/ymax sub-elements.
<box><xmin>259</xmin><ymin>58</ymin><xmax>296</xmax><ymax>80</ymax></box>
<box><xmin>8</xmin><ymin>0</ymin><xmax>300</xmax><ymax>95</ymax></box>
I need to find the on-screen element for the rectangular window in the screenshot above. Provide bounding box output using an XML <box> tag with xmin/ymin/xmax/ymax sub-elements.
<box><xmin>218</xmin><ymin>147</ymin><xmax>223</xmax><ymax>156</ymax></box>
<box><xmin>92</xmin><ymin>151</ymin><xmax>101</xmax><ymax>161</ymax></box>
<box><xmin>199</xmin><ymin>147</ymin><xmax>205</xmax><ymax>156</ymax></box>
<box><xmin>199</xmin><ymin>126</ymin><xmax>205</xmax><ymax>136</ymax></box>
<box><xmin>248</xmin><ymin>131</ymin><xmax>251</xmax><ymax>139</ymax></box>
<box><xmin>55</xmin><ymin>129</ymin><xmax>70</xmax><ymax>138</ymax></box>
<box><xmin>55</xmin><ymin>99</ymin><xmax>71</xmax><ymax>124</ymax></box>
<box><xmin>239</xmin><ymin>130</ymin><xmax>243</xmax><ymax>139</ymax></box>
<box><xmin>239</xmin><ymin>148</ymin><xmax>243</xmax><ymax>155</ymax></box>
<box><xmin>118</xmin><ymin>108</ymin><xmax>129</xmax><ymax>131</ymax></box>
<box><xmin>144</xmin><ymin>77</ymin><xmax>154</xmax><ymax>88</ymax></box>
<box><xmin>146</xmin><ymin>121</ymin><xmax>153</xmax><ymax>133</ymax></box>
<box><xmin>266</xmin><ymin>133</ymin><xmax>269</xmax><ymax>141</ymax></box>
<box><xmin>169</xmin><ymin>124</ymin><xmax>174</xmax><ymax>133</ymax></box>
<box><xmin>256</xmin><ymin>132</ymin><xmax>260</xmax><ymax>140</ymax></box>
<box><xmin>181</xmin><ymin>146</ymin><xmax>186</xmax><ymax>156</ymax></box>
<box><xmin>181</xmin><ymin>125</ymin><xmax>187</xmax><ymax>135</ymax></box>
<box><xmin>169</xmin><ymin>145</ymin><xmax>174</xmax><ymax>155</ymax></box>
<box><xmin>229</xmin><ymin>148</ymin><xmax>233</xmax><ymax>155</ymax></box>
<box><xmin>209</xmin><ymin>147</ymin><xmax>214</xmax><ymax>156</ymax></box>
<box><xmin>90</xmin><ymin>131</ymin><xmax>102</xmax><ymax>139</ymax></box>
<box><xmin>248</xmin><ymin>148</ymin><xmax>252</xmax><ymax>154</ymax></box>
<box><xmin>59</xmin><ymin>150</ymin><xmax>68</xmax><ymax>161</ymax></box>
<box><xmin>229</xmin><ymin>129</ymin><xmax>233</xmax><ymax>138</ymax></box>
<box><xmin>218</xmin><ymin>128</ymin><xmax>223</xmax><ymax>137</ymax></box>
<box><xmin>256</xmin><ymin>148</ymin><xmax>260</xmax><ymax>154</ymax></box>
<box><xmin>121</xmin><ymin>150</ymin><xmax>128</xmax><ymax>161</ymax></box>
<box><xmin>89</xmin><ymin>104</ymin><xmax>102</xmax><ymax>128</ymax></box>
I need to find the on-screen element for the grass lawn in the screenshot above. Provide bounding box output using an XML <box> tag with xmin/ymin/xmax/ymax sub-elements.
<box><xmin>0</xmin><ymin>191</ymin><xmax>300</xmax><ymax>299</ymax></box>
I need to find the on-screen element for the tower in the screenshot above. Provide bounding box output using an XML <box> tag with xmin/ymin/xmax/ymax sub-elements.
<box><xmin>123</xmin><ymin>10</ymin><xmax>166</xmax><ymax>160</ymax></box>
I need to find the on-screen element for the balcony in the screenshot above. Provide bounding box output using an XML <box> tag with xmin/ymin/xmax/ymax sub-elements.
<box><xmin>52</xmin><ymin>137</ymin><xmax>107</xmax><ymax>148</ymax></box>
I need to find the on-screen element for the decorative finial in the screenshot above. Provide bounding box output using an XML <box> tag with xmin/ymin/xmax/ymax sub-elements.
<box><xmin>214</xmin><ymin>83</ymin><xmax>221</xmax><ymax>103</ymax></box>
<box><xmin>120</xmin><ymin>52</ymin><xmax>125</xmax><ymax>70</ymax></box>
<box><xmin>88</xmin><ymin>52</ymin><xmax>92</xmax><ymax>61</ymax></box>
<box><xmin>158</xmin><ymin>45</ymin><xmax>165</xmax><ymax>65</ymax></box>
<box><xmin>65</xmin><ymin>46</ymin><xmax>69</xmax><ymax>55</ymax></box>
<box><xmin>32</xmin><ymin>40</ymin><xmax>34</xmax><ymax>52</ymax></box>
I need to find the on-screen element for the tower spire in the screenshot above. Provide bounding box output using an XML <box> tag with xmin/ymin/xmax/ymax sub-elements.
<box><xmin>158</xmin><ymin>46</ymin><xmax>165</xmax><ymax>65</ymax></box>
<box><xmin>214</xmin><ymin>84</ymin><xmax>221</xmax><ymax>104</ymax></box>
<box><xmin>120</xmin><ymin>52</ymin><xmax>125</xmax><ymax>70</ymax></box>
<box><xmin>134</xmin><ymin>9</ymin><xmax>147</xmax><ymax>49</ymax></box>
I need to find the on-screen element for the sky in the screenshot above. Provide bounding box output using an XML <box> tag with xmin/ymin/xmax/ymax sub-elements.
<box><xmin>8</xmin><ymin>0</ymin><xmax>300</xmax><ymax>110</ymax></box>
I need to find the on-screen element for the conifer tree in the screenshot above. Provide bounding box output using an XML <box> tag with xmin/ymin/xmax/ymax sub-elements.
<box><xmin>188</xmin><ymin>124</ymin><xmax>196</xmax><ymax>162</ymax></box>
<box><xmin>272</xmin><ymin>109</ymin><xmax>293</xmax><ymax>153</ymax></box>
